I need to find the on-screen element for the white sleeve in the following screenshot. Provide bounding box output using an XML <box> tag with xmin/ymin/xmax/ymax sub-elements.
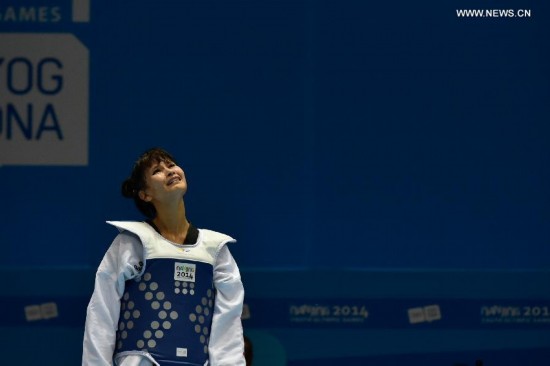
<box><xmin>82</xmin><ymin>233</ymin><xmax>144</xmax><ymax>366</ymax></box>
<box><xmin>208</xmin><ymin>245</ymin><xmax>246</xmax><ymax>366</ymax></box>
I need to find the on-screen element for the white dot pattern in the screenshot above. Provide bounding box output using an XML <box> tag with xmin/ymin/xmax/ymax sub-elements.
<box><xmin>174</xmin><ymin>280</ymin><xmax>199</xmax><ymax>298</ymax></box>
<box><xmin>117</xmin><ymin>271</ymin><xmax>174</xmax><ymax>352</ymax></box>
<box><xmin>116</xmin><ymin>265</ymin><xmax>216</xmax><ymax>358</ymax></box>
<box><xmin>186</xmin><ymin>289</ymin><xmax>215</xmax><ymax>354</ymax></box>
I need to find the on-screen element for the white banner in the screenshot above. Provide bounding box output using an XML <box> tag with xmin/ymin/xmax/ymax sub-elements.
<box><xmin>0</xmin><ymin>33</ymin><xmax>89</xmax><ymax>165</ymax></box>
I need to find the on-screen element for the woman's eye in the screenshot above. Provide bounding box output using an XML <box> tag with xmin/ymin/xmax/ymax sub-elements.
<box><xmin>152</xmin><ymin>169</ymin><xmax>161</xmax><ymax>175</ymax></box>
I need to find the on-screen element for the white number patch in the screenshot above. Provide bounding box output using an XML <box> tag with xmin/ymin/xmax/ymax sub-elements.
<box><xmin>174</xmin><ymin>262</ymin><xmax>196</xmax><ymax>282</ymax></box>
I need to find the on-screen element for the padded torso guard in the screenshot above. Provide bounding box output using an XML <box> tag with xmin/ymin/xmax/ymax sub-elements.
<box><xmin>107</xmin><ymin>221</ymin><xmax>234</xmax><ymax>366</ymax></box>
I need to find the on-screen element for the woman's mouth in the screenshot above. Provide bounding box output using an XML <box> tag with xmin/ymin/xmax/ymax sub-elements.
<box><xmin>167</xmin><ymin>176</ymin><xmax>181</xmax><ymax>186</ymax></box>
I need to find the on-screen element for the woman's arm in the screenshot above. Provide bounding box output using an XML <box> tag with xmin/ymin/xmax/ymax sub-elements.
<box><xmin>82</xmin><ymin>233</ymin><xmax>144</xmax><ymax>366</ymax></box>
<box><xmin>208</xmin><ymin>245</ymin><xmax>246</xmax><ymax>366</ymax></box>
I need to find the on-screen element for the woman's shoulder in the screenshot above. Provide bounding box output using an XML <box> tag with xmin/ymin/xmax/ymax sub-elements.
<box><xmin>198</xmin><ymin>228</ymin><xmax>236</xmax><ymax>245</ymax></box>
<box><xmin>107</xmin><ymin>220</ymin><xmax>157</xmax><ymax>244</ymax></box>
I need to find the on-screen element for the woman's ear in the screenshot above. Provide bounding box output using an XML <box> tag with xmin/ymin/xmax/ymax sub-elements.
<box><xmin>139</xmin><ymin>190</ymin><xmax>151</xmax><ymax>202</ymax></box>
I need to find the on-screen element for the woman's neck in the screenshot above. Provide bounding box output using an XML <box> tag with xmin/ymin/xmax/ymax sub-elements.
<box><xmin>152</xmin><ymin>199</ymin><xmax>189</xmax><ymax>243</ymax></box>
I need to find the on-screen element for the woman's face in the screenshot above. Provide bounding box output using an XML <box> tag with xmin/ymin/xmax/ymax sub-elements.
<box><xmin>139</xmin><ymin>159</ymin><xmax>187</xmax><ymax>204</ymax></box>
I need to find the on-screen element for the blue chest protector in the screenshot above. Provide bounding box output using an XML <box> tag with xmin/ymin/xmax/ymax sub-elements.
<box><xmin>108</xmin><ymin>221</ymin><xmax>234</xmax><ymax>366</ymax></box>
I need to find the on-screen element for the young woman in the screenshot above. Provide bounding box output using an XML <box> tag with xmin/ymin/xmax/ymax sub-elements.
<box><xmin>83</xmin><ymin>148</ymin><xmax>245</xmax><ymax>366</ymax></box>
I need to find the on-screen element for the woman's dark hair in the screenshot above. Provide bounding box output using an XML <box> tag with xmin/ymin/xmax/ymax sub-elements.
<box><xmin>121</xmin><ymin>147</ymin><xmax>177</xmax><ymax>218</ymax></box>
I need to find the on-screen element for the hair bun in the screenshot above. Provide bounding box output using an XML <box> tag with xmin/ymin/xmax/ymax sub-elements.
<box><xmin>121</xmin><ymin>178</ymin><xmax>136</xmax><ymax>198</ymax></box>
